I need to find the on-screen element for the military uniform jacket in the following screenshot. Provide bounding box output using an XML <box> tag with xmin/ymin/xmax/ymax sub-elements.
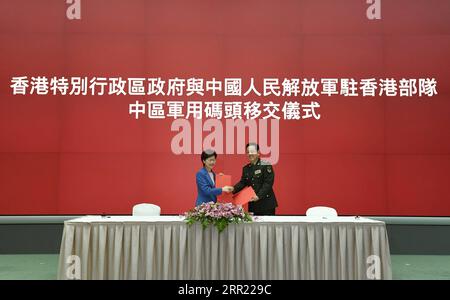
<box><xmin>233</xmin><ymin>158</ymin><xmax>278</xmax><ymax>212</ymax></box>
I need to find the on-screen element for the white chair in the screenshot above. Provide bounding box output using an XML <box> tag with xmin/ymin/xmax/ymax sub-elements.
<box><xmin>132</xmin><ymin>203</ymin><xmax>161</xmax><ymax>216</ymax></box>
<box><xmin>306</xmin><ymin>206</ymin><xmax>338</xmax><ymax>218</ymax></box>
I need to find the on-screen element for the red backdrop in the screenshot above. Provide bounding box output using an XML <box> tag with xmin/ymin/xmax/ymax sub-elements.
<box><xmin>1</xmin><ymin>0</ymin><xmax>449</xmax><ymax>216</ymax></box>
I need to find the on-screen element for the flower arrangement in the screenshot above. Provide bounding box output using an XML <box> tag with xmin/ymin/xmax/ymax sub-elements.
<box><xmin>184</xmin><ymin>202</ymin><xmax>253</xmax><ymax>232</ymax></box>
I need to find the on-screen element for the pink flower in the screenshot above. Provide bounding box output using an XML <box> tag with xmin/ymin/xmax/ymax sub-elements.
<box><xmin>184</xmin><ymin>202</ymin><xmax>253</xmax><ymax>232</ymax></box>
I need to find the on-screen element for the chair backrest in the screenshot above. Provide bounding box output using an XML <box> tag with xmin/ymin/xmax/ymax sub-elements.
<box><xmin>132</xmin><ymin>203</ymin><xmax>161</xmax><ymax>216</ymax></box>
<box><xmin>306</xmin><ymin>206</ymin><xmax>338</xmax><ymax>217</ymax></box>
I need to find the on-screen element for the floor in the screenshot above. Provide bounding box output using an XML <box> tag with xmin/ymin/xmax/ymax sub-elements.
<box><xmin>0</xmin><ymin>254</ymin><xmax>449</xmax><ymax>280</ymax></box>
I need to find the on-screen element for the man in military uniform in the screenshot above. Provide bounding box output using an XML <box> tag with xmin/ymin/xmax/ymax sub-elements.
<box><xmin>232</xmin><ymin>143</ymin><xmax>278</xmax><ymax>215</ymax></box>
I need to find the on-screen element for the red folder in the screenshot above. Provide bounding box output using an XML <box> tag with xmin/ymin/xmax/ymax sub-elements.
<box><xmin>216</xmin><ymin>174</ymin><xmax>233</xmax><ymax>202</ymax></box>
<box><xmin>232</xmin><ymin>186</ymin><xmax>256</xmax><ymax>206</ymax></box>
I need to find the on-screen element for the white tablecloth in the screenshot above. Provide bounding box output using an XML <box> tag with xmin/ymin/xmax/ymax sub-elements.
<box><xmin>58</xmin><ymin>215</ymin><xmax>392</xmax><ymax>280</ymax></box>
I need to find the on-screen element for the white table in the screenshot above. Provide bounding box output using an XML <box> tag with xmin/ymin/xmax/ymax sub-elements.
<box><xmin>58</xmin><ymin>215</ymin><xmax>392</xmax><ymax>280</ymax></box>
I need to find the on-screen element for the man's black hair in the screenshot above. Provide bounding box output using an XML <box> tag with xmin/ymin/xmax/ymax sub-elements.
<box><xmin>246</xmin><ymin>142</ymin><xmax>260</xmax><ymax>151</ymax></box>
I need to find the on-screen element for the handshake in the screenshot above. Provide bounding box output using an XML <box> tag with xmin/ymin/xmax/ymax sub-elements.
<box><xmin>221</xmin><ymin>186</ymin><xmax>234</xmax><ymax>193</ymax></box>
<box><xmin>222</xmin><ymin>185</ymin><xmax>259</xmax><ymax>202</ymax></box>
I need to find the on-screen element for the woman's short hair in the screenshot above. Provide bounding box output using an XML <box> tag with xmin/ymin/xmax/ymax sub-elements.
<box><xmin>201</xmin><ymin>149</ymin><xmax>217</xmax><ymax>165</ymax></box>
